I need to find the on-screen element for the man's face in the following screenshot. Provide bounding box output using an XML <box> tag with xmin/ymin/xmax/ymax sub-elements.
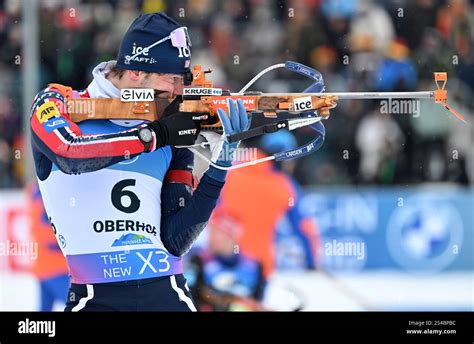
<box><xmin>137</xmin><ymin>72</ymin><xmax>184</xmax><ymax>98</ymax></box>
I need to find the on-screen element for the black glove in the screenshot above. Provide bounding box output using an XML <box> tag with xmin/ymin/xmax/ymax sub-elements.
<box><xmin>161</xmin><ymin>95</ymin><xmax>182</xmax><ymax>117</ymax></box>
<box><xmin>148</xmin><ymin>112</ymin><xmax>200</xmax><ymax>147</ymax></box>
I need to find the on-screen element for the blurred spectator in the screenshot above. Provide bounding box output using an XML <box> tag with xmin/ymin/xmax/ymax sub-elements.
<box><xmin>280</xmin><ymin>0</ymin><xmax>327</xmax><ymax>66</ymax></box>
<box><xmin>242</xmin><ymin>1</ymin><xmax>284</xmax><ymax>81</ymax></box>
<box><xmin>348</xmin><ymin>0</ymin><xmax>395</xmax><ymax>75</ymax></box>
<box><xmin>186</xmin><ymin>211</ymin><xmax>266</xmax><ymax>311</ymax></box>
<box><xmin>320</xmin><ymin>0</ymin><xmax>353</xmax><ymax>60</ymax></box>
<box><xmin>411</xmin><ymin>78</ymin><xmax>473</xmax><ymax>183</ymax></box>
<box><xmin>436</xmin><ymin>0</ymin><xmax>473</xmax><ymax>59</ymax></box>
<box><xmin>356</xmin><ymin>108</ymin><xmax>405</xmax><ymax>184</ymax></box>
<box><xmin>414</xmin><ymin>28</ymin><xmax>457</xmax><ymax>80</ymax></box>
<box><xmin>446</xmin><ymin>116</ymin><xmax>474</xmax><ymax>184</ymax></box>
<box><xmin>393</xmin><ymin>0</ymin><xmax>438</xmax><ymax>51</ymax></box>
<box><xmin>372</xmin><ymin>38</ymin><xmax>417</xmax><ymax>92</ymax></box>
<box><xmin>216</xmin><ymin>132</ymin><xmax>321</xmax><ymax>278</ymax></box>
<box><xmin>260</xmin><ymin>131</ymin><xmax>323</xmax><ymax>271</ymax></box>
<box><xmin>27</xmin><ymin>182</ymin><xmax>69</xmax><ymax>311</ymax></box>
<box><xmin>112</xmin><ymin>0</ymin><xmax>140</xmax><ymax>41</ymax></box>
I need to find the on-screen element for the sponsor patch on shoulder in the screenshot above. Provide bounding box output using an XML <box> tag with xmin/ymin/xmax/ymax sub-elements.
<box><xmin>43</xmin><ymin>118</ymin><xmax>69</xmax><ymax>133</ymax></box>
<box><xmin>36</xmin><ymin>101</ymin><xmax>60</xmax><ymax>123</ymax></box>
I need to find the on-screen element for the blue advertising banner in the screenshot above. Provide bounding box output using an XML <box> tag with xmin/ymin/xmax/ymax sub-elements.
<box><xmin>277</xmin><ymin>187</ymin><xmax>473</xmax><ymax>272</ymax></box>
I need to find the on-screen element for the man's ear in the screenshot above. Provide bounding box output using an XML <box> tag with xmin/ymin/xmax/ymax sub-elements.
<box><xmin>127</xmin><ymin>70</ymin><xmax>141</xmax><ymax>81</ymax></box>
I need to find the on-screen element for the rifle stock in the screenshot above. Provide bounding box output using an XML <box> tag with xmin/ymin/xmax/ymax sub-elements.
<box><xmin>67</xmin><ymin>94</ymin><xmax>338</xmax><ymax>129</ymax></box>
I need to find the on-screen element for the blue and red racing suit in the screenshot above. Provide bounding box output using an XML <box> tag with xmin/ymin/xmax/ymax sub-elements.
<box><xmin>30</xmin><ymin>62</ymin><xmax>225</xmax><ymax>287</ymax></box>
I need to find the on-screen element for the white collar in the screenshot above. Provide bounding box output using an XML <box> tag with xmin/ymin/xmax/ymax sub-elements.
<box><xmin>87</xmin><ymin>60</ymin><xmax>121</xmax><ymax>98</ymax></box>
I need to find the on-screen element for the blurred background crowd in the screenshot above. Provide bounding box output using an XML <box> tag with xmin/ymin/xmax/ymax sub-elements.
<box><xmin>0</xmin><ymin>0</ymin><xmax>473</xmax><ymax>188</ymax></box>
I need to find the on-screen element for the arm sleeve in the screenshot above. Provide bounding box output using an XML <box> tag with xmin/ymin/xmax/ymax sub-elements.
<box><xmin>30</xmin><ymin>86</ymin><xmax>155</xmax><ymax>175</ymax></box>
<box><xmin>160</xmin><ymin>147</ymin><xmax>225</xmax><ymax>257</ymax></box>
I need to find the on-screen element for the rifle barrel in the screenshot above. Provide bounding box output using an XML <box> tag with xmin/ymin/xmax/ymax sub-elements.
<box><xmin>319</xmin><ymin>91</ymin><xmax>434</xmax><ymax>99</ymax></box>
<box><xmin>232</xmin><ymin>91</ymin><xmax>435</xmax><ymax>99</ymax></box>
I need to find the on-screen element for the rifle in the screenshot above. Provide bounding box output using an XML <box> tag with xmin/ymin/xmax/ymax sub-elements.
<box><xmin>64</xmin><ymin>61</ymin><xmax>465</xmax><ymax>169</ymax></box>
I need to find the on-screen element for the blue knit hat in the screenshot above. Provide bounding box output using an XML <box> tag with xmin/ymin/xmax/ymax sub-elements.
<box><xmin>116</xmin><ymin>13</ymin><xmax>191</xmax><ymax>74</ymax></box>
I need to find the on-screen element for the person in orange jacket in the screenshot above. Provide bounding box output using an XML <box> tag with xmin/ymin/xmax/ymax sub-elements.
<box><xmin>216</xmin><ymin>131</ymin><xmax>321</xmax><ymax>278</ymax></box>
<box><xmin>27</xmin><ymin>183</ymin><xmax>69</xmax><ymax>311</ymax></box>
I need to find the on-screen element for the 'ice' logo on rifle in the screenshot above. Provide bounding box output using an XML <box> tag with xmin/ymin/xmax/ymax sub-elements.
<box><xmin>292</xmin><ymin>96</ymin><xmax>313</xmax><ymax>111</ymax></box>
